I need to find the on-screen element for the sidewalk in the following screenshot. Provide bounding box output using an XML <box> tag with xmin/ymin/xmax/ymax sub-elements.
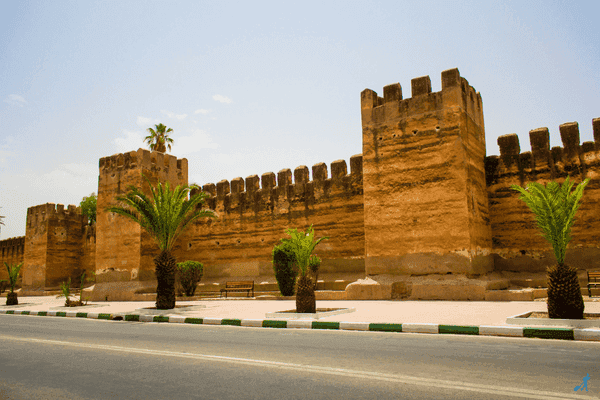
<box><xmin>2</xmin><ymin>296</ymin><xmax>600</xmax><ymax>342</ymax></box>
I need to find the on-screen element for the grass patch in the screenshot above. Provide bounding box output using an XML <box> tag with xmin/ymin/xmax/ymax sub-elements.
<box><xmin>20</xmin><ymin>311</ymin><xmax>30</xmax><ymax>315</ymax></box>
<box><xmin>153</xmin><ymin>316</ymin><xmax>170</xmax><ymax>323</ymax></box>
<box><xmin>37</xmin><ymin>311</ymin><xmax>47</xmax><ymax>316</ymax></box>
<box><xmin>76</xmin><ymin>313</ymin><xmax>88</xmax><ymax>318</ymax></box>
<box><xmin>97</xmin><ymin>313</ymin><xmax>112</xmax><ymax>320</ymax></box>
<box><xmin>124</xmin><ymin>315</ymin><xmax>140</xmax><ymax>322</ymax></box>
<box><xmin>55</xmin><ymin>312</ymin><xmax>67</xmax><ymax>317</ymax></box>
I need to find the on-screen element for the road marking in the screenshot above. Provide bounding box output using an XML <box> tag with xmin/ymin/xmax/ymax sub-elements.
<box><xmin>0</xmin><ymin>335</ymin><xmax>594</xmax><ymax>399</ymax></box>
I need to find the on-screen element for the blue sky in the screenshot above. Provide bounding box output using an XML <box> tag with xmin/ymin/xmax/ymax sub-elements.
<box><xmin>1</xmin><ymin>0</ymin><xmax>598</xmax><ymax>240</ymax></box>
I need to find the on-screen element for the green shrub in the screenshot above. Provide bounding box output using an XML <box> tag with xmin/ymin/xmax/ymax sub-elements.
<box><xmin>176</xmin><ymin>261</ymin><xmax>203</xmax><ymax>296</ymax></box>
<box><xmin>272</xmin><ymin>242</ymin><xmax>298</xmax><ymax>296</ymax></box>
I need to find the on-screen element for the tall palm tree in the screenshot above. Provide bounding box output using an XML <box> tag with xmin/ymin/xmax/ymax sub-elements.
<box><xmin>107</xmin><ymin>176</ymin><xmax>217</xmax><ymax>309</ymax></box>
<box><xmin>280</xmin><ymin>225</ymin><xmax>328</xmax><ymax>313</ymax></box>
<box><xmin>144</xmin><ymin>123</ymin><xmax>174</xmax><ymax>153</ymax></box>
<box><xmin>512</xmin><ymin>176</ymin><xmax>590</xmax><ymax>319</ymax></box>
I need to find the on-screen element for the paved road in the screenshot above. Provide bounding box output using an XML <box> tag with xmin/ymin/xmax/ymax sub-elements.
<box><xmin>0</xmin><ymin>315</ymin><xmax>598</xmax><ymax>399</ymax></box>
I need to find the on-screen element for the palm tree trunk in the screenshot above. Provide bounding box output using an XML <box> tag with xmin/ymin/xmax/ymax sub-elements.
<box><xmin>296</xmin><ymin>274</ymin><xmax>316</xmax><ymax>313</ymax></box>
<box><xmin>155</xmin><ymin>250</ymin><xmax>176</xmax><ymax>309</ymax></box>
<box><xmin>547</xmin><ymin>263</ymin><xmax>584</xmax><ymax>319</ymax></box>
<box><xmin>6</xmin><ymin>292</ymin><xmax>17</xmax><ymax>306</ymax></box>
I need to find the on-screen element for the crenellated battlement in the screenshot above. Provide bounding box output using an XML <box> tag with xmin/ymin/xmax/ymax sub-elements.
<box><xmin>195</xmin><ymin>155</ymin><xmax>363</xmax><ymax>215</ymax></box>
<box><xmin>0</xmin><ymin>236</ymin><xmax>25</xmax><ymax>255</ymax></box>
<box><xmin>485</xmin><ymin>118</ymin><xmax>600</xmax><ymax>186</ymax></box>
<box><xmin>361</xmin><ymin>68</ymin><xmax>484</xmax><ymax>137</ymax></box>
<box><xmin>26</xmin><ymin>203</ymin><xmax>84</xmax><ymax>228</ymax></box>
<box><xmin>99</xmin><ymin>148</ymin><xmax>188</xmax><ymax>180</ymax></box>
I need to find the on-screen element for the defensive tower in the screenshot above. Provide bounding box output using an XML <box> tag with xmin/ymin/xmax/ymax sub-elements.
<box><xmin>95</xmin><ymin>148</ymin><xmax>188</xmax><ymax>283</ymax></box>
<box><xmin>361</xmin><ymin>68</ymin><xmax>493</xmax><ymax>275</ymax></box>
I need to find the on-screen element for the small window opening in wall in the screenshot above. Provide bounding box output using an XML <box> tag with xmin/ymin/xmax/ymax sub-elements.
<box><xmin>412</xmin><ymin>130</ymin><xmax>418</xmax><ymax>135</ymax></box>
<box><xmin>520</xmin><ymin>250</ymin><xmax>526</xmax><ymax>255</ymax></box>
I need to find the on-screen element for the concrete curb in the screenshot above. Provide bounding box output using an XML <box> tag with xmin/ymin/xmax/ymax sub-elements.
<box><xmin>1</xmin><ymin>309</ymin><xmax>599</xmax><ymax>342</ymax></box>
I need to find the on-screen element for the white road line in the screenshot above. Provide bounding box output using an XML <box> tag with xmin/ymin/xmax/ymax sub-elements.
<box><xmin>0</xmin><ymin>335</ymin><xmax>594</xmax><ymax>399</ymax></box>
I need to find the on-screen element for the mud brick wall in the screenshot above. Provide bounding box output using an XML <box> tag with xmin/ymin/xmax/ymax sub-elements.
<box><xmin>0</xmin><ymin>236</ymin><xmax>25</xmax><ymax>282</ymax></box>
<box><xmin>172</xmin><ymin>156</ymin><xmax>365</xmax><ymax>279</ymax></box>
<box><xmin>485</xmin><ymin>118</ymin><xmax>600</xmax><ymax>272</ymax></box>
<box><xmin>23</xmin><ymin>203</ymin><xmax>87</xmax><ymax>287</ymax></box>
<box><xmin>96</xmin><ymin>149</ymin><xmax>188</xmax><ymax>283</ymax></box>
<box><xmin>361</xmin><ymin>68</ymin><xmax>493</xmax><ymax>276</ymax></box>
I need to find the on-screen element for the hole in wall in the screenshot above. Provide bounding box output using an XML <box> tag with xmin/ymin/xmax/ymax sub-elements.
<box><xmin>187</xmin><ymin>242</ymin><xmax>192</xmax><ymax>250</ymax></box>
<box><xmin>378</xmin><ymin>137</ymin><xmax>383</xmax><ymax>141</ymax></box>
<box><xmin>435</xmin><ymin>126</ymin><xmax>440</xmax><ymax>132</ymax></box>
<box><xmin>215</xmin><ymin>241</ymin><xmax>220</xmax><ymax>246</ymax></box>
<box><xmin>237</xmin><ymin>239</ymin><xmax>241</xmax><ymax>244</ymax></box>
<box><xmin>412</xmin><ymin>130</ymin><xmax>418</xmax><ymax>135</ymax></box>
<box><xmin>520</xmin><ymin>250</ymin><xmax>526</xmax><ymax>255</ymax></box>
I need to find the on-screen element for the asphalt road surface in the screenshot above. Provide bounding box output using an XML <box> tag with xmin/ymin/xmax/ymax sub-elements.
<box><xmin>0</xmin><ymin>315</ymin><xmax>598</xmax><ymax>399</ymax></box>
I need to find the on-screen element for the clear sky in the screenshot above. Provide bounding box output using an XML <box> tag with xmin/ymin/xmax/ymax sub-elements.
<box><xmin>1</xmin><ymin>0</ymin><xmax>598</xmax><ymax>240</ymax></box>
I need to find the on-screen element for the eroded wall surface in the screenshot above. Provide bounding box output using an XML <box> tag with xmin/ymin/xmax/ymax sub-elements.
<box><xmin>485</xmin><ymin>118</ymin><xmax>600</xmax><ymax>272</ymax></box>
<box><xmin>361</xmin><ymin>68</ymin><xmax>493</xmax><ymax>276</ymax></box>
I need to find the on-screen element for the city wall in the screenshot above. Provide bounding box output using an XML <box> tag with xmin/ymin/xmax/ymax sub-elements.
<box><xmin>172</xmin><ymin>156</ymin><xmax>365</xmax><ymax>279</ymax></box>
<box><xmin>7</xmin><ymin>68</ymin><xmax>600</xmax><ymax>293</ymax></box>
<box><xmin>485</xmin><ymin>118</ymin><xmax>600</xmax><ymax>272</ymax></box>
<box><xmin>0</xmin><ymin>236</ymin><xmax>25</xmax><ymax>283</ymax></box>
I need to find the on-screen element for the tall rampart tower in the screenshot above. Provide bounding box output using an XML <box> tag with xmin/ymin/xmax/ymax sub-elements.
<box><xmin>23</xmin><ymin>203</ymin><xmax>86</xmax><ymax>287</ymax></box>
<box><xmin>361</xmin><ymin>68</ymin><xmax>492</xmax><ymax>276</ymax></box>
<box><xmin>95</xmin><ymin>149</ymin><xmax>188</xmax><ymax>284</ymax></box>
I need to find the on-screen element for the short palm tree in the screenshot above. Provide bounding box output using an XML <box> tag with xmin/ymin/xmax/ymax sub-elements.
<box><xmin>280</xmin><ymin>225</ymin><xmax>328</xmax><ymax>313</ymax></box>
<box><xmin>512</xmin><ymin>176</ymin><xmax>590</xmax><ymax>319</ymax></box>
<box><xmin>144</xmin><ymin>123</ymin><xmax>174</xmax><ymax>153</ymax></box>
<box><xmin>4</xmin><ymin>262</ymin><xmax>23</xmax><ymax>306</ymax></box>
<box><xmin>107</xmin><ymin>176</ymin><xmax>216</xmax><ymax>309</ymax></box>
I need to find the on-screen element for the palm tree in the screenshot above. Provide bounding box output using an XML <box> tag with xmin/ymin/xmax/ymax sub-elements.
<box><xmin>512</xmin><ymin>176</ymin><xmax>590</xmax><ymax>319</ymax></box>
<box><xmin>280</xmin><ymin>225</ymin><xmax>328</xmax><ymax>313</ymax></box>
<box><xmin>4</xmin><ymin>262</ymin><xmax>23</xmax><ymax>306</ymax></box>
<box><xmin>144</xmin><ymin>123</ymin><xmax>174</xmax><ymax>153</ymax></box>
<box><xmin>107</xmin><ymin>175</ymin><xmax>217</xmax><ymax>309</ymax></box>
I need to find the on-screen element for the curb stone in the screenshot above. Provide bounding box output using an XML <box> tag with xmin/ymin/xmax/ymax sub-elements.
<box><xmin>1</xmin><ymin>309</ymin><xmax>599</xmax><ymax>342</ymax></box>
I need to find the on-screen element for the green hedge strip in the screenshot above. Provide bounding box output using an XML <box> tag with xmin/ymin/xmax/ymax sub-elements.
<box><xmin>221</xmin><ymin>319</ymin><xmax>242</xmax><ymax>326</ymax></box>
<box><xmin>37</xmin><ymin>311</ymin><xmax>47</xmax><ymax>316</ymax></box>
<box><xmin>56</xmin><ymin>312</ymin><xmax>67</xmax><ymax>317</ymax></box>
<box><xmin>76</xmin><ymin>313</ymin><xmax>87</xmax><ymax>318</ymax></box>
<box><xmin>523</xmin><ymin>328</ymin><xmax>574</xmax><ymax>340</ymax></box>
<box><xmin>312</xmin><ymin>321</ymin><xmax>340</xmax><ymax>330</ymax></box>
<box><xmin>439</xmin><ymin>325</ymin><xmax>479</xmax><ymax>335</ymax></box>
<box><xmin>6</xmin><ymin>311</ymin><xmax>14</xmax><ymax>314</ymax></box>
<box><xmin>20</xmin><ymin>311</ymin><xmax>30</xmax><ymax>315</ymax></box>
<box><xmin>153</xmin><ymin>316</ymin><xmax>170</xmax><ymax>323</ymax></box>
<box><xmin>184</xmin><ymin>317</ymin><xmax>204</xmax><ymax>324</ymax></box>
<box><xmin>124</xmin><ymin>315</ymin><xmax>140</xmax><ymax>322</ymax></box>
<box><xmin>369</xmin><ymin>323</ymin><xmax>403</xmax><ymax>332</ymax></box>
<box><xmin>262</xmin><ymin>320</ymin><xmax>287</xmax><ymax>329</ymax></box>
<box><xmin>97</xmin><ymin>313</ymin><xmax>112</xmax><ymax>320</ymax></box>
